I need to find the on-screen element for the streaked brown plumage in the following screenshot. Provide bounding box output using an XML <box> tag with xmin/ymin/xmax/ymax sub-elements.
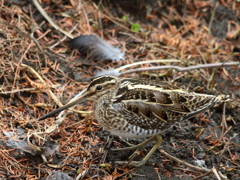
<box><xmin>39</xmin><ymin>75</ymin><xmax>229</xmax><ymax>166</ymax></box>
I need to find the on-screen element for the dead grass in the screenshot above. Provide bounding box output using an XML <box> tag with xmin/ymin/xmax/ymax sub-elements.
<box><xmin>0</xmin><ymin>0</ymin><xmax>239</xmax><ymax>179</ymax></box>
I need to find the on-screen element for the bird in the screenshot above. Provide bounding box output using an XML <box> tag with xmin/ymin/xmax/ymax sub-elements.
<box><xmin>39</xmin><ymin>75</ymin><xmax>229</xmax><ymax>167</ymax></box>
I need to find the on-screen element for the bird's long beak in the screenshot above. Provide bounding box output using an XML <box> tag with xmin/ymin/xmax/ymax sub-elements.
<box><xmin>39</xmin><ymin>89</ymin><xmax>89</xmax><ymax>121</ymax></box>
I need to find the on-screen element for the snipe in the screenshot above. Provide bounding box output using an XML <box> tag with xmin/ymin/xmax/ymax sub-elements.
<box><xmin>39</xmin><ymin>75</ymin><xmax>229</xmax><ymax>167</ymax></box>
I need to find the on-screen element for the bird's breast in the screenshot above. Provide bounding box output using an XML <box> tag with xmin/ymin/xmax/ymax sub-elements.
<box><xmin>93</xmin><ymin>101</ymin><xmax>164</xmax><ymax>138</ymax></box>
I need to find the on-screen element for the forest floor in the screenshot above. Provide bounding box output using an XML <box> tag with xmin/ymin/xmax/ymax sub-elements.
<box><xmin>0</xmin><ymin>0</ymin><xmax>240</xmax><ymax>179</ymax></box>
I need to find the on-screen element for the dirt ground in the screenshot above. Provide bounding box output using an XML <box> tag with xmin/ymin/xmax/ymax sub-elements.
<box><xmin>0</xmin><ymin>0</ymin><xmax>240</xmax><ymax>179</ymax></box>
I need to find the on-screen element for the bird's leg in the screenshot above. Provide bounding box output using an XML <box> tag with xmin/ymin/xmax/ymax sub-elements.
<box><xmin>129</xmin><ymin>134</ymin><xmax>162</xmax><ymax>167</ymax></box>
<box><xmin>111</xmin><ymin>135</ymin><xmax>158</xmax><ymax>151</ymax></box>
<box><xmin>113</xmin><ymin>134</ymin><xmax>163</xmax><ymax>167</ymax></box>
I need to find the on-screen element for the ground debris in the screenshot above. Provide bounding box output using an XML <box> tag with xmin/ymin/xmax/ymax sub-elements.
<box><xmin>0</xmin><ymin>0</ymin><xmax>239</xmax><ymax>179</ymax></box>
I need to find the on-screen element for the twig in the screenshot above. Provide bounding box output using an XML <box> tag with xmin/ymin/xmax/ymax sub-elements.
<box><xmin>191</xmin><ymin>171</ymin><xmax>212</xmax><ymax>180</ymax></box>
<box><xmin>55</xmin><ymin>88</ymin><xmax>87</xmax><ymax>125</ymax></box>
<box><xmin>79</xmin><ymin>1</ymin><xmax>90</xmax><ymax>32</ymax></box>
<box><xmin>146</xmin><ymin>43</ymin><xmax>179</xmax><ymax>58</ymax></box>
<box><xmin>32</xmin><ymin>0</ymin><xmax>74</xmax><ymax>38</ymax></box>
<box><xmin>221</xmin><ymin>100</ymin><xmax>228</xmax><ymax>130</ymax></box>
<box><xmin>49</xmin><ymin>23</ymin><xmax>80</xmax><ymax>49</ymax></box>
<box><xmin>211</xmin><ymin>166</ymin><xmax>221</xmax><ymax>180</ymax></box>
<box><xmin>217</xmin><ymin>170</ymin><xmax>228</xmax><ymax>180</ymax></box>
<box><xmin>117</xmin><ymin>59</ymin><xmax>181</xmax><ymax>71</ymax></box>
<box><xmin>218</xmin><ymin>133</ymin><xmax>238</xmax><ymax>166</ymax></box>
<box><xmin>100</xmin><ymin>136</ymin><xmax>113</xmax><ymax>165</ymax></box>
<box><xmin>0</xmin><ymin>86</ymin><xmax>59</xmax><ymax>94</ymax></box>
<box><xmin>99</xmin><ymin>4</ymin><xmax>133</xmax><ymax>32</ymax></box>
<box><xmin>0</xmin><ymin>21</ymin><xmax>44</xmax><ymax>54</ymax></box>
<box><xmin>120</xmin><ymin>62</ymin><xmax>239</xmax><ymax>75</ymax></box>
<box><xmin>208</xmin><ymin>1</ymin><xmax>217</xmax><ymax>36</ymax></box>
<box><xmin>21</xmin><ymin>64</ymin><xmax>63</xmax><ymax>107</ymax></box>
<box><xmin>159</xmin><ymin>149</ymin><xmax>211</xmax><ymax>172</ymax></box>
<box><xmin>76</xmin><ymin>168</ymin><xmax>90</xmax><ymax>180</ymax></box>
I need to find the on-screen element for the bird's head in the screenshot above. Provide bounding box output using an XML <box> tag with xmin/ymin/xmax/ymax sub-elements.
<box><xmin>39</xmin><ymin>75</ymin><xmax>119</xmax><ymax>120</ymax></box>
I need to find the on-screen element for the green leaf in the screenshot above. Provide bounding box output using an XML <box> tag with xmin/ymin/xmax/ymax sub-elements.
<box><xmin>122</xmin><ymin>16</ymin><xmax>127</xmax><ymax>21</ymax></box>
<box><xmin>131</xmin><ymin>23</ymin><xmax>141</xmax><ymax>33</ymax></box>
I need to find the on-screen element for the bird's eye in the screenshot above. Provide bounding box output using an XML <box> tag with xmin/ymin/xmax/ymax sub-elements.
<box><xmin>96</xmin><ymin>85</ymin><xmax>102</xmax><ymax>90</ymax></box>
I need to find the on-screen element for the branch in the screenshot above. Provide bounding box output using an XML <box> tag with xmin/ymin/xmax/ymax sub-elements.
<box><xmin>120</xmin><ymin>62</ymin><xmax>239</xmax><ymax>75</ymax></box>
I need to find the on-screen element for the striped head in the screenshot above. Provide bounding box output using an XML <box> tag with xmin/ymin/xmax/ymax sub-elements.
<box><xmin>86</xmin><ymin>75</ymin><xmax>120</xmax><ymax>101</ymax></box>
<box><xmin>39</xmin><ymin>75</ymin><xmax>120</xmax><ymax>120</ymax></box>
